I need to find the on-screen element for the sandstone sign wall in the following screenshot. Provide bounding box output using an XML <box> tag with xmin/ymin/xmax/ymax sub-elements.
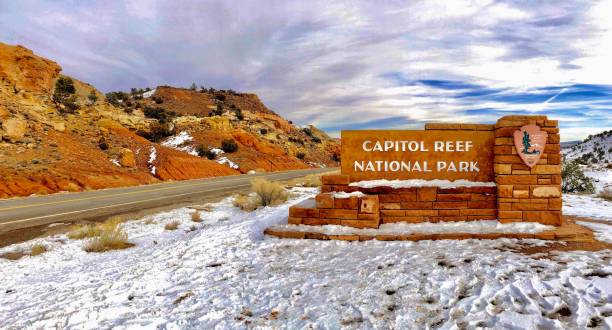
<box><xmin>288</xmin><ymin>115</ymin><xmax>563</xmax><ymax>228</ymax></box>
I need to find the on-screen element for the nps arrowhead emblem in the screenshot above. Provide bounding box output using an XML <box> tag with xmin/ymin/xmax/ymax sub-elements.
<box><xmin>513</xmin><ymin>124</ymin><xmax>547</xmax><ymax>168</ymax></box>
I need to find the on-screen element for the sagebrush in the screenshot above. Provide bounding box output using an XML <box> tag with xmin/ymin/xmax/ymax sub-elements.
<box><xmin>30</xmin><ymin>244</ymin><xmax>47</xmax><ymax>256</ymax></box>
<box><xmin>561</xmin><ymin>160</ymin><xmax>595</xmax><ymax>193</ymax></box>
<box><xmin>251</xmin><ymin>178</ymin><xmax>289</xmax><ymax>206</ymax></box>
<box><xmin>84</xmin><ymin>229</ymin><xmax>131</xmax><ymax>253</ymax></box>
<box><xmin>165</xmin><ymin>220</ymin><xmax>180</xmax><ymax>230</ymax></box>
<box><xmin>68</xmin><ymin>218</ymin><xmax>132</xmax><ymax>253</ymax></box>
<box><xmin>233</xmin><ymin>178</ymin><xmax>289</xmax><ymax>211</ymax></box>
<box><xmin>191</xmin><ymin>211</ymin><xmax>203</xmax><ymax>222</ymax></box>
<box><xmin>597</xmin><ymin>188</ymin><xmax>612</xmax><ymax>201</ymax></box>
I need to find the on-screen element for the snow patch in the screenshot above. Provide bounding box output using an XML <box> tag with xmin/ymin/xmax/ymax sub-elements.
<box><xmin>576</xmin><ymin>221</ymin><xmax>612</xmax><ymax>243</ymax></box>
<box><xmin>210</xmin><ymin>148</ymin><xmax>224</xmax><ymax>155</ymax></box>
<box><xmin>217</xmin><ymin>157</ymin><xmax>239</xmax><ymax>169</ymax></box>
<box><xmin>142</xmin><ymin>88</ymin><xmax>156</xmax><ymax>98</ymax></box>
<box><xmin>110</xmin><ymin>159</ymin><xmax>121</xmax><ymax>167</ymax></box>
<box><xmin>161</xmin><ymin>131</ymin><xmax>198</xmax><ymax>156</ymax></box>
<box><xmin>350</xmin><ymin>179</ymin><xmax>496</xmax><ymax>189</ymax></box>
<box><xmin>274</xmin><ymin>220</ymin><xmax>554</xmax><ymax>236</ymax></box>
<box><xmin>161</xmin><ymin>131</ymin><xmax>193</xmax><ymax>148</ymax></box>
<box><xmin>332</xmin><ymin>191</ymin><xmax>366</xmax><ymax>199</ymax></box>
<box><xmin>563</xmin><ymin>194</ymin><xmax>612</xmax><ymax>220</ymax></box>
<box><xmin>148</xmin><ymin>146</ymin><xmax>157</xmax><ymax>175</ymax></box>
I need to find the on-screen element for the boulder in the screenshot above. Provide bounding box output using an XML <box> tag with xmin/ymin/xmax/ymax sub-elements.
<box><xmin>119</xmin><ymin>148</ymin><xmax>136</xmax><ymax>167</ymax></box>
<box><xmin>2</xmin><ymin>117</ymin><xmax>27</xmax><ymax>142</ymax></box>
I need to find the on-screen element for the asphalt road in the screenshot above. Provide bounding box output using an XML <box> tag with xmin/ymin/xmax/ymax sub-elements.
<box><xmin>0</xmin><ymin>168</ymin><xmax>336</xmax><ymax>232</ymax></box>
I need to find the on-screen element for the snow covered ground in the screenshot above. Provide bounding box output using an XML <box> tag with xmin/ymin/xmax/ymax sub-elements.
<box><xmin>1</xmin><ymin>189</ymin><xmax>611</xmax><ymax>329</ymax></box>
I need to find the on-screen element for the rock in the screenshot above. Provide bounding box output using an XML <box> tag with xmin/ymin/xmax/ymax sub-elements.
<box><xmin>0</xmin><ymin>105</ymin><xmax>9</xmax><ymax>120</ymax></box>
<box><xmin>119</xmin><ymin>148</ymin><xmax>136</xmax><ymax>167</ymax></box>
<box><xmin>2</xmin><ymin>118</ymin><xmax>27</xmax><ymax>142</ymax></box>
<box><xmin>0</xmin><ymin>43</ymin><xmax>61</xmax><ymax>94</ymax></box>
<box><xmin>204</xmin><ymin>116</ymin><xmax>232</xmax><ymax>131</ymax></box>
<box><xmin>51</xmin><ymin>121</ymin><xmax>65</xmax><ymax>132</ymax></box>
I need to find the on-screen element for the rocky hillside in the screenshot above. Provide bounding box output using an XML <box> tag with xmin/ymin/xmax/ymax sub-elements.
<box><xmin>563</xmin><ymin>130</ymin><xmax>612</xmax><ymax>169</ymax></box>
<box><xmin>0</xmin><ymin>43</ymin><xmax>339</xmax><ymax>198</ymax></box>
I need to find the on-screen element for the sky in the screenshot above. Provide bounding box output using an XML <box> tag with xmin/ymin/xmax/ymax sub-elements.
<box><xmin>1</xmin><ymin>0</ymin><xmax>611</xmax><ymax>141</ymax></box>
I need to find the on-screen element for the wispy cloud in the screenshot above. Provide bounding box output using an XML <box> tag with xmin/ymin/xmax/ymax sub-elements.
<box><xmin>0</xmin><ymin>0</ymin><xmax>610</xmax><ymax>141</ymax></box>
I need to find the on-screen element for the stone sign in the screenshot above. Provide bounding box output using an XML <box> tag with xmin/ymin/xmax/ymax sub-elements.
<box><xmin>341</xmin><ymin>130</ymin><xmax>494</xmax><ymax>182</ymax></box>
<box><xmin>283</xmin><ymin>115</ymin><xmax>563</xmax><ymax>233</ymax></box>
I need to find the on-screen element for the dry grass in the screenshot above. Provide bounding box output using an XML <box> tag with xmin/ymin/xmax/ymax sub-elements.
<box><xmin>67</xmin><ymin>224</ymin><xmax>101</xmax><ymax>240</ymax></box>
<box><xmin>83</xmin><ymin>228</ymin><xmax>132</xmax><ymax>253</ymax></box>
<box><xmin>233</xmin><ymin>193</ymin><xmax>262</xmax><ymax>211</ymax></box>
<box><xmin>68</xmin><ymin>218</ymin><xmax>123</xmax><ymax>240</ymax></box>
<box><xmin>597</xmin><ymin>188</ymin><xmax>612</xmax><ymax>201</ymax></box>
<box><xmin>288</xmin><ymin>174</ymin><xmax>322</xmax><ymax>187</ymax></box>
<box><xmin>251</xmin><ymin>178</ymin><xmax>289</xmax><ymax>206</ymax></box>
<box><xmin>165</xmin><ymin>220</ymin><xmax>180</xmax><ymax>231</ymax></box>
<box><xmin>233</xmin><ymin>178</ymin><xmax>289</xmax><ymax>211</ymax></box>
<box><xmin>67</xmin><ymin>218</ymin><xmax>132</xmax><ymax>253</ymax></box>
<box><xmin>190</xmin><ymin>211</ymin><xmax>203</xmax><ymax>222</ymax></box>
<box><xmin>29</xmin><ymin>243</ymin><xmax>47</xmax><ymax>256</ymax></box>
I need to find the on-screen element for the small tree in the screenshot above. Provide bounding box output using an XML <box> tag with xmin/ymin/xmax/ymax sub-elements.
<box><xmin>87</xmin><ymin>89</ymin><xmax>98</xmax><ymax>105</ymax></box>
<box><xmin>296</xmin><ymin>152</ymin><xmax>306</xmax><ymax>160</ymax></box>
<box><xmin>63</xmin><ymin>95</ymin><xmax>79</xmax><ymax>113</ymax></box>
<box><xmin>221</xmin><ymin>139</ymin><xmax>238</xmax><ymax>153</ymax></box>
<box><xmin>561</xmin><ymin>160</ymin><xmax>595</xmax><ymax>193</ymax></box>
<box><xmin>235</xmin><ymin>108</ymin><xmax>244</xmax><ymax>120</ymax></box>
<box><xmin>196</xmin><ymin>144</ymin><xmax>216</xmax><ymax>160</ymax></box>
<box><xmin>190</xmin><ymin>83</ymin><xmax>197</xmax><ymax>91</ymax></box>
<box><xmin>53</xmin><ymin>77</ymin><xmax>79</xmax><ymax>113</ymax></box>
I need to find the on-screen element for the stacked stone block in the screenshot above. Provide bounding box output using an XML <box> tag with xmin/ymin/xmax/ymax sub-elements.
<box><xmin>378</xmin><ymin>186</ymin><xmax>496</xmax><ymax>223</ymax></box>
<box><xmin>288</xmin><ymin>191</ymin><xmax>380</xmax><ymax>229</ymax></box>
<box><xmin>494</xmin><ymin>115</ymin><xmax>562</xmax><ymax>225</ymax></box>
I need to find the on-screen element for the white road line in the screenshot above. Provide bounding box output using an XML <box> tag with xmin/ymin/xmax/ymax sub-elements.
<box><xmin>1</xmin><ymin>183</ymin><xmax>252</xmax><ymax>226</ymax></box>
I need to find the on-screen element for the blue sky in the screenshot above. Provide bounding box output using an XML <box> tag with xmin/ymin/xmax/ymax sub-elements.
<box><xmin>1</xmin><ymin>0</ymin><xmax>611</xmax><ymax>141</ymax></box>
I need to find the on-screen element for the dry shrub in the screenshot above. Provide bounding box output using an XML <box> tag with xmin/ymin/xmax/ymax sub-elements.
<box><xmin>69</xmin><ymin>218</ymin><xmax>132</xmax><ymax>253</ymax></box>
<box><xmin>191</xmin><ymin>211</ymin><xmax>203</xmax><ymax>222</ymax></box>
<box><xmin>597</xmin><ymin>188</ymin><xmax>612</xmax><ymax>201</ymax></box>
<box><xmin>251</xmin><ymin>178</ymin><xmax>288</xmax><ymax>206</ymax></box>
<box><xmin>84</xmin><ymin>228</ymin><xmax>131</xmax><ymax>253</ymax></box>
<box><xmin>289</xmin><ymin>174</ymin><xmax>322</xmax><ymax>187</ymax></box>
<box><xmin>30</xmin><ymin>243</ymin><xmax>47</xmax><ymax>256</ymax></box>
<box><xmin>165</xmin><ymin>220</ymin><xmax>180</xmax><ymax>230</ymax></box>
<box><xmin>68</xmin><ymin>218</ymin><xmax>123</xmax><ymax>240</ymax></box>
<box><xmin>233</xmin><ymin>193</ymin><xmax>262</xmax><ymax>211</ymax></box>
<box><xmin>67</xmin><ymin>224</ymin><xmax>101</xmax><ymax>240</ymax></box>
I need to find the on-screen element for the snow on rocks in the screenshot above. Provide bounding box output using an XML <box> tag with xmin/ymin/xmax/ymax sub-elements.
<box><xmin>332</xmin><ymin>191</ymin><xmax>366</xmax><ymax>199</ymax></box>
<box><xmin>142</xmin><ymin>88</ymin><xmax>156</xmax><ymax>98</ymax></box>
<box><xmin>110</xmin><ymin>159</ymin><xmax>121</xmax><ymax>167</ymax></box>
<box><xmin>148</xmin><ymin>146</ymin><xmax>157</xmax><ymax>175</ymax></box>
<box><xmin>350</xmin><ymin>179</ymin><xmax>496</xmax><ymax>189</ymax></box>
<box><xmin>217</xmin><ymin>156</ymin><xmax>239</xmax><ymax>169</ymax></box>
<box><xmin>0</xmin><ymin>190</ymin><xmax>611</xmax><ymax>328</ymax></box>
<box><xmin>161</xmin><ymin>131</ymin><xmax>198</xmax><ymax>156</ymax></box>
<box><xmin>210</xmin><ymin>148</ymin><xmax>224</xmax><ymax>155</ymax></box>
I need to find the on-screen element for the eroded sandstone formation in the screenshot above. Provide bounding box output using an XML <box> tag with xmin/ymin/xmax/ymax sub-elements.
<box><xmin>0</xmin><ymin>42</ymin><xmax>339</xmax><ymax>198</ymax></box>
